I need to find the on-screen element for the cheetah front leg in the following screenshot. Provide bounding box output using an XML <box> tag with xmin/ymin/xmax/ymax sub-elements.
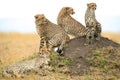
<box><xmin>90</xmin><ymin>33</ymin><xmax>95</xmax><ymax>44</ymax></box>
<box><xmin>85</xmin><ymin>28</ymin><xmax>95</xmax><ymax>45</ymax></box>
<box><xmin>39</xmin><ymin>37</ymin><xmax>46</xmax><ymax>54</ymax></box>
<box><xmin>85</xmin><ymin>35</ymin><xmax>91</xmax><ymax>45</ymax></box>
<box><xmin>84</xmin><ymin>28</ymin><xmax>91</xmax><ymax>45</ymax></box>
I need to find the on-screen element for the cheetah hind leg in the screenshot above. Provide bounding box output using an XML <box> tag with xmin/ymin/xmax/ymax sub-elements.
<box><xmin>95</xmin><ymin>33</ymin><xmax>100</xmax><ymax>40</ymax></box>
<box><xmin>56</xmin><ymin>40</ymin><xmax>65</xmax><ymax>55</ymax></box>
<box><xmin>47</xmin><ymin>44</ymin><xmax>54</xmax><ymax>54</ymax></box>
<box><xmin>56</xmin><ymin>48</ymin><xmax>63</xmax><ymax>55</ymax></box>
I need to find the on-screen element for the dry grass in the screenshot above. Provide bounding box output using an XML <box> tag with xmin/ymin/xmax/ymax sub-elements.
<box><xmin>69</xmin><ymin>32</ymin><xmax>120</xmax><ymax>43</ymax></box>
<box><xmin>0</xmin><ymin>32</ymin><xmax>120</xmax><ymax>80</ymax></box>
<box><xmin>0</xmin><ymin>32</ymin><xmax>39</xmax><ymax>65</ymax></box>
<box><xmin>102</xmin><ymin>32</ymin><xmax>120</xmax><ymax>43</ymax></box>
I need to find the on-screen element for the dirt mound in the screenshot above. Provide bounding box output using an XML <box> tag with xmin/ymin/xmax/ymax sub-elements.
<box><xmin>64</xmin><ymin>36</ymin><xmax>120</xmax><ymax>58</ymax></box>
<box><xmin>63</xmin><ymin>36</ymin><xmax>120</xmax><ymax>75</ymax></box>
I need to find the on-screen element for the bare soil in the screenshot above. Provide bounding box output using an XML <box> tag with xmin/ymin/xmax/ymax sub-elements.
<box><xmin>63</xmin><ymin>36</ymin><xmax>120</xmax><ymax>75</ymax></box>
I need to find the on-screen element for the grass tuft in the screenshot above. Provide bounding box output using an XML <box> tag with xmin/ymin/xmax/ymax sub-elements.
<box><xmin>87</xmin><ymin>46</ymin><xmax>120</xmax><ymax>72</ymax></box>
<box><xmin>49</xmin><ymin>53</ymin><xmax>72</xmax><ymax>73</ymax></box>
<box><xmin>22</xmin><ymin>52</ymin><xmax>40</xmax><ymax>61</ymax></box>
<box><xmin>49</xmin><ymin>54</ymin><xmax>72</xmax><ymax>67</ymax></box>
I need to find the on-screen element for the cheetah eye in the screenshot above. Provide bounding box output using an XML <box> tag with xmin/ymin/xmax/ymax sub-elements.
<box><xmin>91</xmin><ymin>4</ymin><xmax>94</xmax><ymax>7</ymax></box>
<box><xmin>92</xmin><ymin>4</ymin><xmax>96</xmax><ymax>8</ymax></box>
<box><xmin>65</xmin><ymin>7</ymin><xmax>69</xmax><ymax>10</ymax></box>
<box><xmin>71</xmin><ymin>9</ymin><xmax>73</xmax><ymax>11</ymax></box>
<box><xmin>41</xmin><ymin>17</ymin><xmax>44</xmax><ymax>19</ymax></box>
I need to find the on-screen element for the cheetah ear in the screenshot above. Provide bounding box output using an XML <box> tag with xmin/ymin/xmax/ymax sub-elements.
<box><xmin>41</xmin><ymin>14</ymin><xmax>45</xmax><ymax>17</ymax></box>
<box><xmin>87</xmin><ymin>3</ymin><xmax>90</xmax><ymax>7</ymax></box>
<box><xmin>65</xmin><ymin>7</ymin><xmax>69</xmax><ymax>10</ymax></box>
<box><xmin>95</xmin><ymin>3</ymin><xmax>97</xmax><ymax>7</ymax></box>
<box><xmin>34</xmin><ymin>14</ymin><xmax>39</xmax><ymax>19</ymax></box>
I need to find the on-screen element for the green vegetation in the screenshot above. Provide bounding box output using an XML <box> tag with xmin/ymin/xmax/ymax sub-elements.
<box><xmin>49</xmin><ymin>53</ymin><xmax>72</xmax><ymax>67</ymax></box>
<box><xmin>84</xmin><ymin>76</ymin><xmax>92</xmax><ymax>80</ymax></box>
<box><xmin>87</xmin><ymin>46</ymin><xmax>120</xmax><ymax>78</ymax></box>
<box><xmin>49</xmin><ymin>53</ymin><xmax>72</xmax><ymax>73</ymax></box>
<box><xmin>22</xmin><ymin>52</ymin><xmax>40</xmax><ymax>61</ymax></box>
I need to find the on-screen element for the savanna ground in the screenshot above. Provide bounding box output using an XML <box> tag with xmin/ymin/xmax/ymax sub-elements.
<box><xmin>0</xmin><ymin>32</ymin><xmax>120</xmax><ymax>80</ymax></box>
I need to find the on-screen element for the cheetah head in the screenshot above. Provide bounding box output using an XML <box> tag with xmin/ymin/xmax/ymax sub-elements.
<box><xmin>87</xmin><ymin>3</ymin><xmax>97</xmax><ymax>10</ymax></box>
<box><xmin>34</xmin><ymin>14</ymin><xmax>48</xmax><ymax>25</ymax></box>
<box><xmin>62</xmin><ymin>7</ymin><xmax>75</xmax><ymax>15</ymax></box>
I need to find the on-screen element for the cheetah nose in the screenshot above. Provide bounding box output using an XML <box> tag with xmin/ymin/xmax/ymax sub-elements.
<box><xmin>72</xmin><ymin>12</ymin><xmax>75</xmax><ymax>14</ymax></box>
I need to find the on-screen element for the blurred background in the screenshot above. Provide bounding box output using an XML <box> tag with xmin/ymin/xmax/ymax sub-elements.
<box><xmin>0</xmin><ymin>0</ymin><xmax>120</xmax><ymax>33</ymax></box>
<box><xmin>0</xmin><ymin>1</ymin><xmax>120</xmax><ymax>79</ymax></box>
